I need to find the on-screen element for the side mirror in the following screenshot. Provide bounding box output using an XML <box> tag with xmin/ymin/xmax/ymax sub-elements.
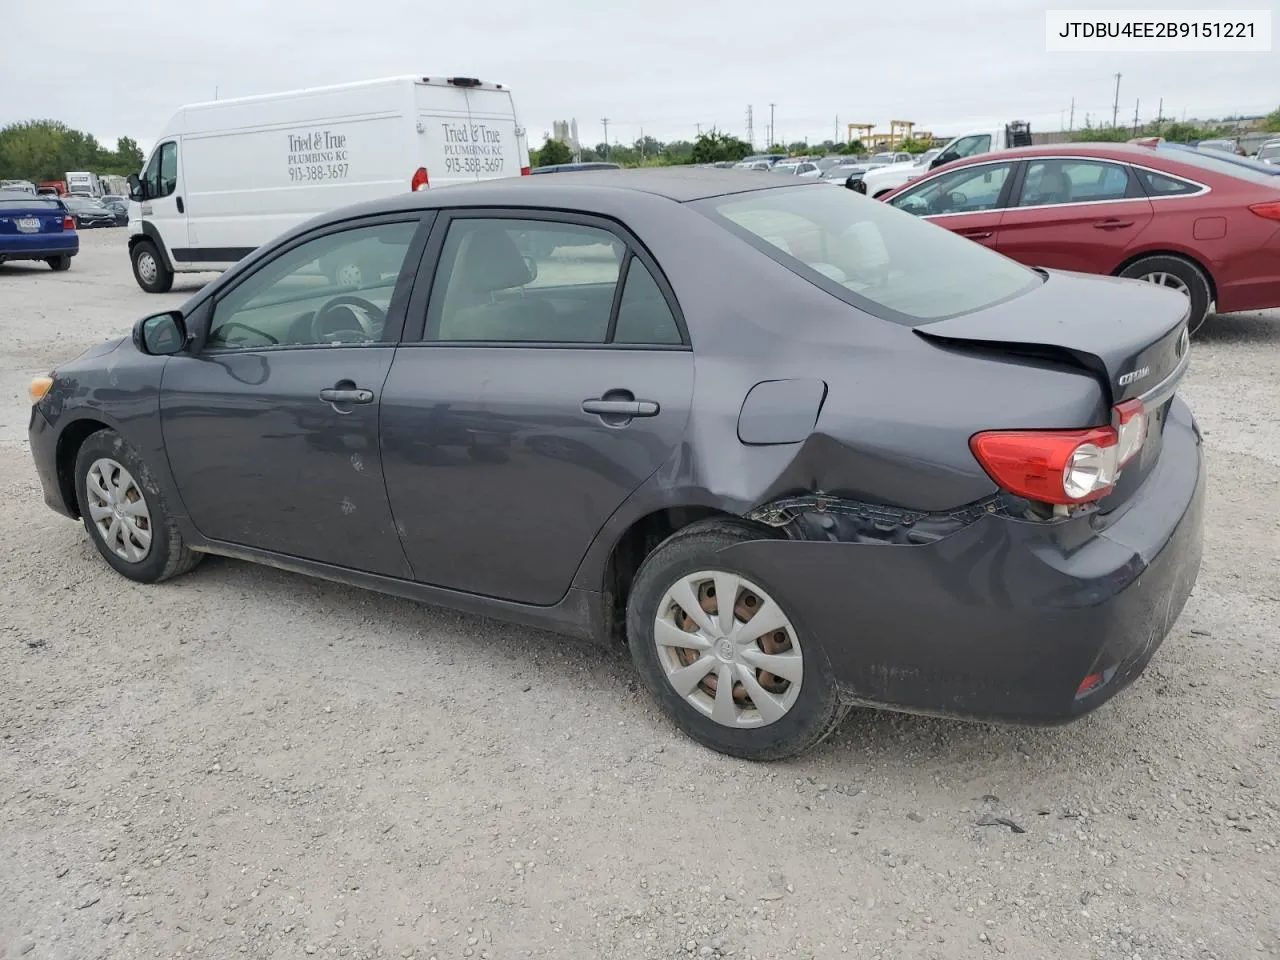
<box><xmin>930</xmin><ymin>153</ymin><xmax>952</xmax><ymax>170</ymax></box>
<box><xmin>133</xmin><ymin>311</ymin><xmax>187</xmax><ymax>356</ymax></box>
<box><xmin>127</xmin><ymin>173</ymin><xmax>147</xmax><ymax>202</ymax></box>
<box><xmin>522</xmin><ymin>255</ymin><xmax>539</xmax><ymax>282</ymax></box>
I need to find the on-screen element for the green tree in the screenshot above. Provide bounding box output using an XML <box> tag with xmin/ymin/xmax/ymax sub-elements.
<box><xmin>1262</xmin><ymin>106</ymin><xmax>1280</xmax><ymax>133</ymax></box>
<box><xmin>112</xmin><ymin>136</ymin><xmax>144</xmax><ymax>173</ymax></box>
<box><xmin>0</xmin><ymin>119</ymin><xmax>147</xmax><ymax>180</ymax></box>
<box><xmin>840</xmin><ymin>140</ymin><xmax>866</xmax><ymax>155</ymax></box>
<box><xmin>787</xmin><ymin>140</ymin><xmax>810</xmax><ymax>156</ymax></box>
<box><xmin>690</xmin><ymin>129</ymin><xmax>753</xmax><ymax>163</ymax></box>
<box><xmin>532</xmin><ymin>137</ymin><xmax>573</xmax><ymax>168</ymax></box>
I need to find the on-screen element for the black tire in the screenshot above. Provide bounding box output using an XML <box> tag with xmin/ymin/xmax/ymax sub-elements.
<box><xmin>73</xmin><ymin>429</ymin><xmax>201</xmax><ymax>584</ymax></box>
<box><xmin>131</xmin><ymin>239</ymin><xmax>174</xmax><ymax>294</ymax></box>
<box><xmin>1118</xmin><ymin>255</ymin><xmax>1212</xmax><ymax>336</ymax></box>
<box><xmin>626</xmin><ymin>519</ymin><xmax>846</xmax><ymax>761</ymax></box>
<box><xmin>47</xmin><ymin>255</ymin><xmax>71</xmax><ymax>272</ymax></box>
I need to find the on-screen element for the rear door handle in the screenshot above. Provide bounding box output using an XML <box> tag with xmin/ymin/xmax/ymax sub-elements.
<box><xmin>1093</xmin><ymin>219</ymin><xmax>1134</xmax><ymax>230</ymax></box>
<box><xmin>319</xmin><ymin>387</ymin><xmax>374</xmax><ymax>404</ymax></box>
<box><xmin>582</xmin><ymin>398</ymin><xmax>660</xmax><ymax>417</ymax></box>
<box><xmin>176</xmin><ymin>196</ymin><xmax>184</xmax><ymax>214</ymax></box>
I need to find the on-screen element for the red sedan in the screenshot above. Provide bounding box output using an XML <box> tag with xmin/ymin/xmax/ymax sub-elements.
<box><xmin>880</xmin><ymin>143</ymin><xmax>1280</xmax><ymax>334</ymax></box>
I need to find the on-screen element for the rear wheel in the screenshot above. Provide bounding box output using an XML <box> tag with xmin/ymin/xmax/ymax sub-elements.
<box><xmin>73</xmin><ymin>429</ymin><xmax>201</xmax><ymax>584</ymax></box>
<box><xmin>132</xmin><ymin>239</ymin><xmax>174</xmax><ymax>294</ymax></box>
<box><xmin>1118</xmin><ymin>255</ymin><xmax>1212</xmax><ymax>336</ymax></box>
<box><xmin>47</xmin><ymin>255</ymin><xmax>71</xmax><ymax>271</ymax></box>
<box><xmin>626</xmin><ymin>520</ymin><xmax>846</xmax><ymax>760</ymax></box>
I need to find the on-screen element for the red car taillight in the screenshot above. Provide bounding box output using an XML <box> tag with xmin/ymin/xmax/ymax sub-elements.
<box><xmin>969</xmin><ymin>400</ymin><xmax>1146</xmax><ymax>505</ymax></box>
<box><xmin>1248</xmin><ymin>200</ymin><xmax>1280</xmax><ymax>222</ymax></box>
<box><xmin>411</xmin><ymin>167</ymin><xmax>429</xmax><ymax>191</ymax></box>
<box><xmin>62</xmin><ymin>215</ymin><xmax>75</xmax><ymax>230</ymax></box>
<box><xmin>520</xmin><ymin>165</ymin><xmax>532</xmax><ymax>176</ymax></box>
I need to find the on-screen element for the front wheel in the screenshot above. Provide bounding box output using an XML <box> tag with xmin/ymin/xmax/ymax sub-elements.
<box><xmin>131</xmin><ymin>239</ymin><xmax>174</xmax><ymax>293</ymax></box>
<box><xmin>47</xmin><ymin>255</ymin><xmax>71</xmax><ymax>271</ymax></box>
<box><xmin>626</xmin><ymin>520</ymin><xmax>846</xmax><ymax>760</ymax></box>
<box><xmin>1118</xmin><ymin>255</ymin><xmax>1212</xmax><ymax>336</ymax></box>
<box><xmin>73</xmin><ymin>429</ymin><xmax>201</xmax><ymax>584</ymax></box>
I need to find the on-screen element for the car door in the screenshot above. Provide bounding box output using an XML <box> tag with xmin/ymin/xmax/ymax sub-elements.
<box><xmin>995</xmin><ymin>157</ymin><xmax>1155</xmax><ymax>273</ymax></box>
<box><xmin>379</xmin><ymin>211</ymin><xmax>695</xmax><ymax>605</ymax></box>
<box><xmin>138</xmin><ymin>140</ymin><xmax>188</xmax><ymax>258</ymax></box>
<box><xmin>884</xmin><ymin>159</ymin><xmax>1018</xmax><ymax>250</ymax></box>
<box><xmin>159</xmin><ymin>214</ymin><xmax>432</xmax><ymax>576</ymax></box>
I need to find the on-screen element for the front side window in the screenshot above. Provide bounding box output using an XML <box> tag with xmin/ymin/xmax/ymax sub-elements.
<box><xmin>698</xmin><ymin>183</ymin><xmax>1039</xmax><ymax>324</ymax></box>
<box><xmin>888</xmin><ymin>161</ymin><xmax>1015</xmax><ymax>216</ymax></box>
<box><xmin>430</xmin><ymin>218</ymin><xmax>625</xmax><ymax>343</ymax></box>
<box><xmin>158</xmin><ymin>142</ymin><xmax>178</xmax><ymax>196</ymax></box>
<box><xmin>1018</xmin><ymin>159</ymin><xmax>1133</xmax><ymax>206</ymax></box>
<box><xmin>206</xmin><ymin>221</ymin><xmax>418</xmax><ymax>350</ymax></box>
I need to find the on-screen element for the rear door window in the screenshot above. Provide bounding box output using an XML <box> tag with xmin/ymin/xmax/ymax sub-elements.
<box><xmin>1017</xmin><ymin>159</ymin><xmax>1137</xmax><ymax>206</ymax></box>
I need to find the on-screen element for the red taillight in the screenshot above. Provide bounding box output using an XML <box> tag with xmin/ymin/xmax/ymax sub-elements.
<box><xmin>411</xmin><ymin>167</ymin><xmax>429</xmax><ymax>192</ymax></box>
<box><xmin>62</xmin><ymin>216</ymin><xmax>75</xmax><ymax>231</ymax></box>
<box><xmin>1248</xmin><ymin>201</ymin><xmax>1280</xmax><ymax>222</ymax></box>
<box><xmin>969</xmin><ymin>400</ymin><xmax>1147</xmax><ymax>505</ymax></box>
<box><xmin>520</xmin><ymin>165</ymin><xmax>532</xmax><ymax>176</ymax></box>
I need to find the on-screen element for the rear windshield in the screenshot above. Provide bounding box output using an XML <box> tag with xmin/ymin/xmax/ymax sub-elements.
<box><xmin>1155</xmin><ymin>145</ymin><xmax>1280</xmax><ymax>185</ymax></box>
<box><xmin>0</xmin><ymin>193</ymin><xmax>61</xmax><ymax>209</ymax></box>
<box><xmin>694</xmin><ymin>184</ymin><xmax>1040</xmax><ymax>324</ymax></box>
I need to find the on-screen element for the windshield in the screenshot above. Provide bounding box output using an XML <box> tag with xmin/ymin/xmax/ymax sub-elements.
<box><xmin>773</xmin><ymin>164</ymin><xmax>798</xmax><ymax>174</ymax></box>
<box><xmin>695</xmin><ymin>185</ymin><xmax>1040</xmax><ymax>324</ymax></box>
<box><xmin>1257</xmin><ymin>142</ymin><xmax>1280</xmax><ymax>160</ymax></box>
<box><xmin>1156</xmin><ymin>144</ymin><xmax>1280</xmax><ymax>184</ymax></box>
<box><xmin>0</xmin><ymin>193</ymin><xmax>61</xmax><ymax>209</ymax></box>
<box><xmin>918</xmin><ymin>150</ymin><xmax>941</xmax><ymax>165</ymax></box>
<box><xmin>822</xmin><ymin>166</ymin><xmax>857</xmax><ymax>179</ymax></box>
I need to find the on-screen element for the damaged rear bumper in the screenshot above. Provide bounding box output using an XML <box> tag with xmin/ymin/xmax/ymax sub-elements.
<box><xmin>715</xmin><ymin>398</ymin><xmax>1205</xmax><ymax>724</ymax></box>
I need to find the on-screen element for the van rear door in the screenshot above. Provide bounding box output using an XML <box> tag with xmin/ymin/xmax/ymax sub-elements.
<box><xmin>414</xmin><ymin>79</ymin><xmax>526</xmax><ymax>187</ymax></box>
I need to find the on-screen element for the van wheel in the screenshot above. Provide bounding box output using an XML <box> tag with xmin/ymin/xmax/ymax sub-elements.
<box><xmin>1118</xmin><ymin>255</ymin><xmax>1212</xmax><ymax>336</ymax></box>
<box><xmin>132</xmin><ymin>240</ymin><xmax>174</xmax><ymax>293</ymax></box>
<box><xmin>47</xmin><ymin>255</ymin><xmax>72</xmax><ymax>271</ymax></box>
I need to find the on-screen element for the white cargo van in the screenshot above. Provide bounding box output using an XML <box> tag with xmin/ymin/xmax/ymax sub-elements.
<box><xmin>127</xmin><ymin>75</ymin><xmax>530</xmax><ymax>293</ymax></box>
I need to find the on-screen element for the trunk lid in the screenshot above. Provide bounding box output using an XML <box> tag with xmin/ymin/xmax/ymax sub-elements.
<box><xmin>0</xmin><ymin>194</ymin><xmax>68</xmax><ymax>235</ymax></box>
<box><xmin>914</xmin><ymin>268</ymin><xmax>1190</xmax><ymax>405</ymax></box>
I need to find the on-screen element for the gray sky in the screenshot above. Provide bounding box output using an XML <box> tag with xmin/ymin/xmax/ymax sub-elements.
<box><xmin>2</xmin><ymin>0</ymin><xmax>1276</xmax><ymax>155</ymax></box>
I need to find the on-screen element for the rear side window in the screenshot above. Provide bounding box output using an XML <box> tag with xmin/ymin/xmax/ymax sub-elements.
<box><xmin>1135</xmin><ymin>169</ymin><xmax>1201</xmax><ymax>197</ymax></box>
<box><xmin>613</xmin><ymin>260</ymin><xmax>682</xmax><ymax>345</ymax></box>
<box><xmin>697</xmin><ymin>185</ymin><xmax>1040</xmax><ymax>324</ymax></box>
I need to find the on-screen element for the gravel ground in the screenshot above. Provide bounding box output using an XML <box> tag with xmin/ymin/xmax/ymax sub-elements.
<box><xmin>1</xmin><ymin>229</ymin><xmax>1278</xmax><ymax>960</ymax></box>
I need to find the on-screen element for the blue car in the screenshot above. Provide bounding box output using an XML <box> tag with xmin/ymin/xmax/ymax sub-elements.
<box><xmin>0</xmin><ymin>190</ymin><xmax>79</xmax><ymax>271</ymax></box>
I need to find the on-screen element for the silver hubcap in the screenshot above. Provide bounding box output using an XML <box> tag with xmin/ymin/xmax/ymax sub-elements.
<box><xmin>137</xmin><ymin>252</ymin><xmax>158</xmax><ymax>284</ymax></box>
<box><xmin>1138</xmin><ymin>271</ymin><xmax>1190</xmax><ymax>297</ymax></box>
<box><xmin>86</xmin><ymin>458</ymin><xmax>153</xmax><ymax>563</ymax></box>
<box><xmin>654</xmin><ymin>571</ymin><xmax>803</xmax><ymax>729</ymax></box>
<box><xmin>335</xmin><ymin>262</ymin><xmax>363</xmax><ymax>287</ymax></box>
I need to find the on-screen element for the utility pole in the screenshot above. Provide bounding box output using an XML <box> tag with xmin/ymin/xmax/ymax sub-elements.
<box><xmin>746</xmin><ymin>106</ymin><xmax>754</xmax><ymax>148</ymax></box>
<box><xmin>1156</xmin><ymin>96</ymin><xmax>1164</xmax><ymax>127</ymax></box>
<box><xmin>1068</xmin><ymin>96</ymin><xmax>1075</xmax><ymax>131</ymax></box>
<box><xmin>640</xmin><ymin>127</ymin><xmax>645</xmax><ymax>160</ymax></box>
<box><xmin>601</xmin><ymin>118</ymin><xmax>610</xmax><ymax>159</ymax></box>
<box><xmin>768</xmin><ymin>102</ymin><xmax>776</xmax><ymax>147</ymax></box>
<box><xmin>696</xmin><ymin>122</ymin><xmax>701</xmax><ymax>137</ymax></box>
<box><xmin>835</xmin><ymin>114</ymin><xmax>839</xmax><ymax>145</ymax></box>
<box><xmin>1132</xmin><ymin>99</ymin><xmax>1140</xmax><ymax>135</ymax></box>
<box><xmin>1111</xmin><ymin>73</ymin><xmax>1121</xmax><ymax>128</ymax></box>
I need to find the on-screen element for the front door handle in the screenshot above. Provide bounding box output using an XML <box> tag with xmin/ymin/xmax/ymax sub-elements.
<box><xmin>958</xmin><ymin>230</ymin><xmax>993</xmax><ymax>240</ymax></box>
<box><xmin>1093</xmin><ymin>219</ymin><xmax>1134</xmax><ymax>230</ymax></box>
<box><xmin>176</xmin><ymin>196</ymin><xmax>184</xmax><ymax>214</ymax></box>
<box><xmin>582</xmin><ymin>398</ymin><xmax>660</xmax><ymax>418</ymax></box>
<box><xmin>319</xmin><ymin>387</ymin><xmax>374</xmax><ymax>404</ymax></box>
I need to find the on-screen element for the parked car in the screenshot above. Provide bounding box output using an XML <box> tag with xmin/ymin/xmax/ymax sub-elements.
<box><xmin>531</xmin><ymin>162</ymin><xmax>621</xmax><ymax>174</ymax></box>
<box><xmin>860</xmin><ymin>148</ymin><xmax>945</xmax><ymax>198</ymax></box>
<box><xmin>1</xmin><ymin>179</ymin><xmax>38</xmax><ymax>194</ymax></box>
<box><xmin>820</xmin><ymin>163</ymin><xmax>866</xmax><ymax>186</ymax></box>
<box><xmin>1257</xmin><ymin>140</ymin><xmax>1280</xmax><ymax>166</ymax></box>
<box><xmin>1195</xmin><ymin>138</ymin><xmax>1237</xmax><ymax>154</ymax></box>
<box><xmin>28</xmin><ymin>169</ymin><xmax>1203</xmax><ymax>760</ymax></box>
<box><xmin>100</xmin><ymin>195</ymin><xmax>130</xmax><ymax>219</ymax></box>
<box><xmin>61</xmin><ymin>194</ymin><xmax>123</xmax><ymax>228</ymax></box>
<box><xmin>1155</xmin><ymin>142</ymin><xmax>1280</xmax><ymax>178</ymax></box>
<box><xmin>881</xmin><ymin>142</ymin><xmax>1280</xmax><ymax>334</ymax></box>
<box><xmin>0</xmin><ymin>190</ymin><xmax>78</xmax><ymax>270</ymax></box>
<box><xmin>770</xmin><ymin>161</ymin><xmax>821</xmax><ymax>179</ymax></box>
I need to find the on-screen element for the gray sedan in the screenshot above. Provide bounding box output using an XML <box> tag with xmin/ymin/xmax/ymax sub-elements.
<box><xmin>28</xmin><ymin>169</ymin><xmax>1204</xmax><ymax>760</ymax></box>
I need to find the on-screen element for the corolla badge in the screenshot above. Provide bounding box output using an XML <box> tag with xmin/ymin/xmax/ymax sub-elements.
<box><xmin>1117</xmin><ymin>366</ymin><xmax>1150</xmax><ymax>387</ymax></box>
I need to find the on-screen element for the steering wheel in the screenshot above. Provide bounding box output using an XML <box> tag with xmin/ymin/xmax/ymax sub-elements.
<box><xmin>212</xmin><ymin>321</ymin><xmax>278</xmax><ymax>346</ymax></box>
<box><xmin>311</xmin><ymin>295</ymin><xmax>387</xmax><ymax>344</ymax></box>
